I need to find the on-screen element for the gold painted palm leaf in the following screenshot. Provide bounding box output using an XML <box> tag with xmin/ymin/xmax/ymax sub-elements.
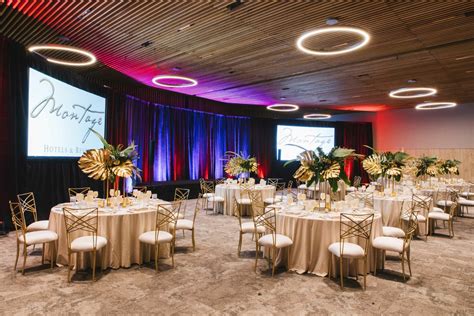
<box><xmin>111</xmin><ymin>160</ymin><xmax>135</xmax><ymax>178</ymax></box>
<box><xmin>362</xmin><ymin>154</ymin><xmax>382</xmax><ymax>176</ymax></box>
<box><xmin>321</xmin><ymin>162</ymin><xmax>340</xmax><ymax>180</ymax></box>
<box><xmin>78</xmin><ymin>149</ymin><xmax>110</xmax><ymax>181</ymax></box>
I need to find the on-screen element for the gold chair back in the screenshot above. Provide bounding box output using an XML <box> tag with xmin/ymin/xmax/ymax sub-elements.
<box><xmin>215</xmin><ymin>178</ymin><xmax>226</xmax><ymax>185</ymax></box>
<box><xmin>254</xmin><ymin>206</ymin><xmax>278</xmax><ymax>243</ymax></box>
<box><xmin>17</xmin><ymin>192</ymin><xmax>39</xmax><ymax>223</ymax></box>
<box><xmin>10</xmin><ymin>201</ymin><xmax>27</xmax><ymax>237</ymax></box>
<box><xmin>339</xmin><ymin>213</ymin><xmax>374</xmax><ymax>255</ymax></box>
<box><xmin>68</xmin><ymin>187</ymin><xmax>91</xmax><ymax>198</ymax></box>
<box><xmin>62</xmin><ymin>207</ymin><xmax>100</xmax><ymax>249</ymax></box>
<box><xmin>155</xmin><ymin>202</ymin><xmax>180</xmax><ymax>243</ymax></box>
<box><xmin>412</xmin><ymin>193</ymin><xmax>431</xmax><ymax>214</ymax></box>
<box><xmin>248</xmin><ymin>190</ymin><xmax>263</xmax><ymax>204</ymax></box>
<box><xmin>133</xmin><ymin>186</ymin><xmax>148</xmax><ymax>193</ymax></box>
<box><xmin>200</xmin><ymin>180</ymin><xmax>215</xmax><ymax>195</ymax></box>
<box><xmin>267</xmin><ymin>178</ymin><xmax>279</xmax><ymax>186</ymax></box>
<box><xmin>192</xmin><ymin>194</ymin><xmax>204</xmax><ymax>224</ymax></box>
<box><xmin>174</xmin><ymin>188</ymin><xmax>190</xmax><ymax>202</ymax></box>
<box><xmin>352</xmin><ymin>191</ymin><xmax>374</xmax><ymax>209</ymax></box>
<box><xmin>353</xmin><ymin>176</ymin><xmax>362</xmax><ymax>188</ymax></box>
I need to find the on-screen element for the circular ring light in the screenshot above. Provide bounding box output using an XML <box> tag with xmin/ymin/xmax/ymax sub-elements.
<box><xmin>296</xmin><ymin>26</ymin><xmax>370</xmax><ymax>56</ymax></box>
<box><xmin>415</xmin><ymin>102</ymin><xmax>457</xmax><ymax>110</ymax></box>
<box><xmin>389</xmin><ymin>87</ymin><xmax>437</xmax><ymax>99</ymax></box>
<box><xmin>27</xmin><ymin>45</ymin><xmax>96</xmax><ymax>66</ymax></box>
<box><xmin>266</xmin><ymin>104</ymin><xmax>299</xmax><ymax>112</ymax></box>
<box><xmin>303</xmin><ymin>113</ymin><xmax>332</xmax><ymax>120</ymax></box>
<box><xmin>152</xmin><ymin>75</ymin><xmax>197</xmax><ymax>88</ymax></box>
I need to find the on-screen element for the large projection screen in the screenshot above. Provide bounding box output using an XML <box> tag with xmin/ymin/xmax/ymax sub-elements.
<box><xmin>276</xmin><ymin>125</ymin><xmax>335</xmax><ymax>160</ymax></box>
<box><xmin>27</xmin><ymin>68</ymin><xmax>106</xmax><ymax>158</ymax></box>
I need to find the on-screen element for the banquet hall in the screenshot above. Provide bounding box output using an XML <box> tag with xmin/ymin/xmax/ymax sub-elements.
<box><xmin>1</xmin><ymin>1</ymin><xmax>473</xmax><ymax>315</ymax></box>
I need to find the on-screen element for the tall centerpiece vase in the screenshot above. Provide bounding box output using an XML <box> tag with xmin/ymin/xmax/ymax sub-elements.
<box><xmin>391</xmin><ymin>178</ymin><xmax>397</xmax><ymax>197</ymax></box>
<box><xmin>323</xmin><ymin>181</ymin><xmax>332</xmax><ymax>212</ymax></box>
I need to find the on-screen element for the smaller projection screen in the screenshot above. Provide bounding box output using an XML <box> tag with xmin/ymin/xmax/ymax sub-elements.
<box><xmin>27</xmin><ymin>68</ymin><xmax>106</xmax><ymax>158</ymax></box>
<box><xmin>276</xmin><ymin>125</ymin><xmax>335</xmax><ymax>160</ymax></box>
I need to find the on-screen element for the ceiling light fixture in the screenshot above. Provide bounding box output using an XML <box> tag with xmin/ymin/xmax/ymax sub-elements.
<box><xmin>27</xmin><ymin>44</ymin><xmax>96</xmax><ymax>66</ymax></box>
<box><xmin>296</xmin><ymin>26</ymin><xmax>370</xmax><ymax>56</ymax></box>
<box><xmin>389</xmin><ymin>87</ymin><xmax>437</xmax><ymax>98</ymax></box>
<box><xmin>415</xmin><ymin>102</ymin><xmax>457</xmax><ymax>110</ymax></box>
<box><xmin>266</xmin><ymin>104</ymin><xmax>299</xmax><ymax>112</ymax></box>
<box><xmin>152</xmin><ymin>75</ymin><xmax>197</xmax><ymax>88</ymax></box>
<box><xmin>303</xmin><ymin>113</ymin><xmax>332</xmax><ymax>120</ymax></box>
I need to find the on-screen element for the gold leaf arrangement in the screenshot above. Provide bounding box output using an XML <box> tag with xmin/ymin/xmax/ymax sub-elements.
<box><xmin>78</xmin><ymin>149</ymin><xmax>110</xmax><ymax>181</ymax></box>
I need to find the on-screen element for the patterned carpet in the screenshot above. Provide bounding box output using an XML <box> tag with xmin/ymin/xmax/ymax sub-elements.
<box><xmin>1</xmin><ymin>200</ymin><xmax>473</xmax><ymax>315</ymax></box>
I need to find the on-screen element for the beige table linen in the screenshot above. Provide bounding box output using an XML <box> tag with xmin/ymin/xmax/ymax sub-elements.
<box><xmin>273</xmin><ymin>208</ymin><xmax>383</xmax><ymax>277</ymax></box>
<box><xmin>46</xmin><ymin>199</ymin><xmax>171</xmax><ymax>269</ymax></box>
<box><xmin>215</xmin><ymin>184</ymin><xmax>275</xmax><ymax>216</ymax></box>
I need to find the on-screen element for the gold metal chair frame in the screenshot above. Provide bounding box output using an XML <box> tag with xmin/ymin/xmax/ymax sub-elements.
<box><xmin>253</xmin><ymin>205</ymin><xmax>290</xmax><ymax>277</ymax></box>
<box><xmin>62</xmin><ymin>207</ymin><xmax>104</xmax><ymax>282</ymax></box>
<box><xmin>267</xmin><ymin>178</ymin><xmax>279</xmax><ymax>187</ymax></box>
<box><xmin>200</xmin><ymin>179</ymin><xmax>216</xmax><ymax>214</ymax></box>
<box><xmin>429</xmin><ymin>202</ymin><xmax>458</xmax><ymax>237</ymax></box>
<box><xmin>10</xmin><ymin>201</ymin><xmax>56</xmax><ymax>275</ymax></box>
<box><xmin>139</xmin><ymin>202</ymin><xmax>180</xmax><ymax>272</ymax></box>
<box><xmin>133</xmin><ymin>186</ymin><xmax>148</xmax><ymax>193</ymax></box>
<box><xmin>215</xmin><ymin>178</ymin><xmax>226</xmax><ymax>185</ymax></box>
<box><xmin>17</xmin><ymin>192</ymin><xmax>40</xmax><ymax>224</ymax></box>
<box><xmin>236</xmin><ymin>198</ymin><xmax>263</xmax><ymax>257</ymax></box>
<box><xmin>375</xmin><ymin>210</ymin><xmax>418</xmax><ymax>281</ymax></box>
<box><xmin>328</xmin><ymin>213</ymin><xmax>374</xmax><ymax>290</ymax></box>
<box><xmin>351</xmin><ymin>191</ymin><xmax>374</xmax><ymax>209</ymax></box>
<box><xmin>68</xmin><ymin>187</ymin><xmax>91</xmax><ymax>198</ymax></box>
<box><xmin>174</xmin><ymin>196</ymin><xmax>201</xmax><ymax>251</ymax></box>
<box><xmin>174</xmin><ymin>187</ymin><xmax>190</xmax><ymax>217</ymax></box>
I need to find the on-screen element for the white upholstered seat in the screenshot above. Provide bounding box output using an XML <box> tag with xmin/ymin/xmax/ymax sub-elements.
<box><xmin>382</xmin><ymin>226</ymin><xmax>405</xmax><ymax>238</ymax></box>
<box><xmin>432</xmin><ymin>207</ymin><xmax>445</xmax><ymax>213</ymax></box>
<box><xmin>328</xmin><ymin>242</ymin><xmax>365</xmax><ymax>258</ymax></box>
<box><xmin>139</xmin><ymin>231</ymin><xmax>173</xmax><ymax>245</ymax></box>
<box><xmin>436</xmin><ymin>200</ymin><xmax>454</xmax><ymax>207</ymax></box>
<box><xmin>258</xmin><ymin>234</ymin><xmax>293</xmax><ymax>248</ymax></box>
<box><xmin>70</xmin><ymin>236</ymin><xmax>107</xmax><ymax>252</ymax></box>
<box><xmin>458</xmin><ymin>198</ymin><xmax>474</xmax><ymax>206</ymax></box>
<box><xmin>18</xmin><ymin>230</ymin><xmax>58</xmax><ymax>245</ymax></box>
<box><xmin>428</xmin><ymin>212</ymin><xmax>450</xmax><ymax>221</ymax></box>
<box><xmin>202</xmin><ymin>193</ymin><xmax>214</xmax><ymax>198</ymax></box>
<box><xmin>264</xmin><ymin>196</ymin><xmax>282</xmax><ymax>204</ymax></box>
<box><xmin>26</xmin><ymin>220</ymin><xmax>49</xmax><ymax>232</ymax></box>
<box><xmin>373</xmin><ymin>236</ymin><xmax>404</xmax><ymax>253</ymax></box>
<box><xmin>174</xmin><ymin>219</ymin><xmax>194</xmax><ymax>230</ymax></box>
<box><xmin>241</xmin><ymin>222</ymin><xmax>265</xmax><ymax>234</ymax></box>
<box><xmin>208</xmin><ymin>196</ymin><xmax>224</xmax><ymax>202</ymax></box>
<box><xmin>236</xmin><ymin>198</ymin><xmax>251</xmax><ymax>204</ymax></box>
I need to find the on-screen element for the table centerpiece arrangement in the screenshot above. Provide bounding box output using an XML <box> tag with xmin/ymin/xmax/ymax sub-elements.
<box><xmin>223</xmin><ymin>151</ymin><xmax>258</xmax><ymax>181</ymax></box>
<box><xmin>438</xmin><ymin>159</ymin><xmax>461</xmax><ymax>183</ymax></box>
<box><xmin>78</xmin><ymin>129</ymin><xmax>141</xmax><ymax>205</ymax></box>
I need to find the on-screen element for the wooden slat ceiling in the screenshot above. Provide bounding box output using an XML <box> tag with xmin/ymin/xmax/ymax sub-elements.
<box><xmin>1</xmin><ymin>0</ymin><xmax>474</xmax><ymax>115</ymax></box>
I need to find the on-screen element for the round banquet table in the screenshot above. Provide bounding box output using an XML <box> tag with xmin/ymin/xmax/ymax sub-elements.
<box><xmin>214</xmin><ymin>184</ymin><xmax>275</xmax><ymax>216</ymax></box>
<box><xmin>272</xmin><ymin>206</ymin><xmax>383</xmax><ymax>277</ymax></box>
<box><xmin>46</xmin><ymin>199</ymin><xmax>171</xmax><ymax>269</ymax></box>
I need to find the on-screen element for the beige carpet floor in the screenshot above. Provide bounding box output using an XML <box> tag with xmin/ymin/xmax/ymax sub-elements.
<box><xmin>1</xmin><ymin>201</ymin><xmax>473</xmax><ymax>315</ymax></box>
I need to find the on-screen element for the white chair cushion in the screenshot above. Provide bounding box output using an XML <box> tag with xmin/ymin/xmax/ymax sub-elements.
<box><xmin>208</xmin><ymin>196</ymin><xmax>224</xmax><ymax>202</ymax></box>
<box><xmin>428</xmin><ymin>212</ymin><xmax>450</xmax><ymax>221</ymax></box>
<box><xmin>372</xmin><ymin>236</ymin><xmax>404</xmax><ymax>253</ymax></box>
<box><xmin>437</xmin><ymin>200</ymin><xmax>454</xmax><ymax>207</ymax></box>
<box><xmin>459</xmin><ymin>198</ymin><xmax>474</xmax><ymax>206</ymax></box>
<box><xmin>26</xmin><ymin>220</ymin><xmax>49</xmax><ymax>232</ymax></box>
<box><xmin>382</xmin><ymin>226</ymin><xmax>405</xmax><ymax>238</ymax></box>
<box><xmin>139</xmin><ymin>231</ymin><xmax>173</xmax><ymax>245</ymax></box>
<box><xmin>202</xmin><ymin>193</ymin><xmax>214</xmax><ymax>198</ymax></box>
<box><xmin>328</xmin><ymin>242</ymin><xmax>365</xmax><ymax>258</ymax></box>
<box><xmin>258</xmin><ymin>234</ymin><xmax>293</xmax><ymax>248</ymax></box>
<box><xmin>401</xmin><ymin>214</ymin><xmax>426</xmax><ymax>222</ymax></box>
<box><xmin>264</xmin><ymin>196</ymin><xmax>283</xmax><ymax>204</ymax></box>
<box><xmin>174</xmin><ymin>219</ymin><xmax>194</xmax><ymax>230</ymax></box>
<box><xmin>70</xmin><ymin>236</ymin><xmax>107</xmax><ymax>252</ymax></box>
<box><xmin>432</xmin><ymin>207</ymin><xmax>445</xmax><ymax>213</ymax></box>
<box><xmin>240</xmin><ymin>222</ymin><xmax>265</xmax><ymax>234</ymax></box>
<box><xmin>307</xmin><ymin>186</ymin><xmax>318</xmax><ymax>191</ymax></box>
<box><xmin>298</xmin><ymin>184</ymin><xmax>307</xmax><ymax>189</ymax></box>
<box><xmin>459</xmin><ymin>191</ymin><xmax>474</xmax><ymax>198</ymax></box>
<box><xmin>19</xmin><ymin>230</ymin><xmax>58</xmax><ymax>245</ymax></box>
<box><xmin>236</xmin><ymin>198</ymin><xmax>251</xmax><ymax>204</ymax></box>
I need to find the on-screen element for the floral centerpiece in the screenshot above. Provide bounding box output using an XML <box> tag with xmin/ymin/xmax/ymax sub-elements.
<box><xmin>224</xmin><ymin>151</ymin><xmax>258</xmax><ymax>178</ymax></box>
<box><xmin>286</xmin><ymin>147</ymin><xmax>363</xmax><ymax>193</ymax></box>
<box><xmin>439</xmin><ymin>159</ymin><xmax>461</xmax><ymax>176</ymax></box>
<box><xmin>362</xmin><ymin>148</ymin><xmax>409</xmax><ymax>182</ymax></box>
<box><xmin>78</xmin><ymin>129</ymin><xmax>141</xmax><ymax>200</ymax></box>
<box><xmin>415</xmin><ymin>156</ymin><xmax>438</xmax><ymax>178</ymax></box>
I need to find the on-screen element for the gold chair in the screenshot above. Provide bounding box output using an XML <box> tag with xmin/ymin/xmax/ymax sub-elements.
<box><xmin>267</xmin><ymin>178</ymin><xmax>279</xmax><ymax>186</ymax></box>
<box><xmin>62</xmin><ymin>207</ymin><xmax>107</xmax><ymax>282</ymax></box>
<box><xmin>171</xmin><ymin>196</ymin><xmax>202</xmax><ymax>251</ymax></box>
<box><xmin>328</xmin><ymin>213</ymin><xmax>374</xmax><ymax>290</ymax></box>
<box><xmin>236</xmin><ymin>199</ymin><xmax>265</xmax><ymax>257</ymax></box>
<box><xmin>200</xmin><ymin>179</ymin><xmax>216</xmax><ymax>213</ymax></box>
<box><xmin>133</xmin><ymin>186</ymin><xmax>148</xmax><ymax>193</ymax></box>
<box><xmin>233</xmin><ymin>183</ymin><xmax>254</xmax><ymax>216</ymax></box>
<box><xmin>352</xmin><ymin>191</ymin><xmax>374</xmax><ymax>209</ymax></box>
<box><xmin>373</xmin><ymin>210</ymin><xmax>418</xmax><ymax>281</ymax></box>
<box><xmin>17</xmin><ymin>192</ymin><xmax>49</xmax><ymax>232</ymax></box>
<box><xmin>428</xmin><ymin>202</ymin><xmax>458</xmax><ymax>237</ymax></box>
<box><xmin>253</xmin><ymin>205</ymin><xmax>293</xmax><ymax>276</ymax></box>
<box><xmin>139</xmin><ymin>202</ymin><xmax>180</xmax><ymax>272</ymax></box>
<box><xmin>264</xmin><ymin>182</ymin><xmax>286</xmax><ymax>204</ymax></box>
<box><xmin>411</xmin><ymin>193</ymin><xmax>431</xmax><ymax>239</ymax></box>
<box><xmin>436</xmin><ymin>187</ymin><xmax>458</xmax><ymax>212</ymax></box>
<box><xmin>10</xmin><ymin>201</ymin><xmax>57</xmax><ymax>275</ymax></box>
<box><xmin>174</xmin><ymin>188</ymin><xmax>190</xmax><ymax>218</ymax></box>
<box><xmin>215</xmin><ymin>178</ymin><xmax>226</xmax><ymax>185</ymax></box>
<box><xmin>68</xmin><ymin>187</ymin><xmax>91</xmax><ymax>200</ymax></box>
<box><xmin>382</xmin><ymin>201</ymin><xmax>412</xmax><ymax>238</ymax></box>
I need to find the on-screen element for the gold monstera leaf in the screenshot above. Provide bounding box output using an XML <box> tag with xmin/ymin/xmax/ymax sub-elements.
<box><xmin>111</xmin><ymin>160</ymin><xmax>134</xmax><ymax>178</ymax></box>
<box><xmin>293</xmin><ymin>166</ymin><xmax>314</xmax><ymax>183</ymax></box>
<box><xmin>321</xmin><ymin>162</ymin><xmax>340</xmax><ymax>180</ymax></box>
<box><xmin>78</xmin><ymin>149</ymin><xmax>110</xmax><ymax>181</ymax></box>
<box><xmin>386</xmin><ymin>167</ymin><xmax>402</xmax><ymax>176</ymax></box>
<box><xmin>362</xmin><ymin>155</ymin><xmax>382</xmax><ymax>176</ymax></box>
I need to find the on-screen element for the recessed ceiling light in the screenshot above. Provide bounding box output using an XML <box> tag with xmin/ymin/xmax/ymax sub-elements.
<box><xmin>389</xmin><ymin>87</ymin><xmax>437</xmax><ymax>98</ymax></box>
<box><xmin>177</xmin><ymin>23</ymin><xmax>194</xmax><ymax>32</ymax></box>
<box><xmin>407</xmin><ymin>79</ymin><xmax>417</xmax><ymax>83</ymax></box>
<box><xmin>266</xmin><ymin>104</ymin><xmax>299</xmax><ymax>112</ymax></box>
<box><xmin>303</xmin><ymin>113</ymin><xmax>332</xmax><ymax>120</ymax></box>
<box><xmin>152</xmin><ymin>75</ymin><xmax>198</xmax><ymax>88</ymax></box>
<box><xmin>415</xmin><ymin>102</ymin><xmax>457</xmax><ymax>110</ymax></box>
<box><xmin>296</xmin><ymin>26</ymin><xmax>370</xmax><ymax>56</ymax></box>
<box><xmin>27</xmin><ymin>45</ymin><xmax>97</xmax><ymax>66</ymax></box>
<box><xmin>326</xmin><ymin>17</ymin><xmax>339</xmax><ymax>26</ymax></box>
<box><xmin>280</xmin><ymin>97</ymin><xmax>287</xmax><ymax>100</ymax></box>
